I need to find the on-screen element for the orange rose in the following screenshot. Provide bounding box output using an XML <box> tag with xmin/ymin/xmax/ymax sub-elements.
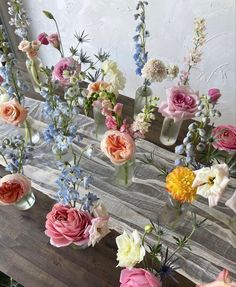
<box><xmin>88</xmin><ymin>81</ymin><xmax>110</xmax><ymax>97</ymax></box>
<box><xmin>0</xmin><ymin>99</ymin><xmax>28</xmax><ymax>126</ymax></box>
<box><xmin>0</xmin><ymin>174</ymin><xmax>31</xmax><ymax>205</ymax></box>
<box><xmin>101</xmin><ymin>130</ymin><xmax>135</xmax><ymax>165</ymax></box>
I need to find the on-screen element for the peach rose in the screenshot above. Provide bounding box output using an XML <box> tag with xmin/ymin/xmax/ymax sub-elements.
<box><xmin>87</xmin><ymin>81</ymin><xmax>110</xmax><ymax>96</ymax></box>
<box><xmin>0</xmin><ymin>99</ymin><xmax>28</xmax><ymax>126</ymax></box>
<box><xmin>0</xmin><ymin>174</ymin><xmax>31</xmax><ymax>205</ymax></box>
<box><xmin>101</xmin><ymin>130</ymin><xmax>136</xmax><ymax>165</ymax></box>
<box><xmin>18</xmin><ymin>40</ymin><xmax>30</xmax><ymax>52</ymax></box>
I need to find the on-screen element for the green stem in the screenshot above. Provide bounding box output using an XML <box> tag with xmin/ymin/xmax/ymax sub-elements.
<box><xmin>10</xmin><ymin>68</ymin><xmax>21</xmax><ymax>104</ymax></box>
<box><xmin>0</xmin><ymin>150</ymin><xmax>8</xmax><ymax>165</ymax></box>
<box><xmin>124</xmin><ymin>162</ymin><xmax>128</xmax><ymax>186</ymax></box>
<box><xmin>53</xmin><ymin>19</ymin><xmax>64</xmax><ymax>57</ymax></box>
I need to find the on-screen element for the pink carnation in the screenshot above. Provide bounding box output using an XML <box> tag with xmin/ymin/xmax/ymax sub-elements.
<box><xmin>211</xmin><ymin>125</ymin><xmax>236</xmax><ymax>151</ymax></box>
<box><xmin>159</xmin><ymin>86</ymin><xmax>199</xmax><ymax>121</ymax></box>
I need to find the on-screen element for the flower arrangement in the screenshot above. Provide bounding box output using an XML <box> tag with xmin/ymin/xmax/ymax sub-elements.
<box><xmin>116</xmin><ymin>215</ymin><xmax>206</xmax><ymax>286</ymax></box>
<box><xmin>45</xmin><ymin>151</ymin><xmax>110</xmax><ymax>248</ymax></box>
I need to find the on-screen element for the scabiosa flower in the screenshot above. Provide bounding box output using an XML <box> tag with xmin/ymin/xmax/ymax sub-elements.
<box><xmin>141</xmin><ymin>59</ymin><xmax>167</xmax><ymax>82</ymax></box>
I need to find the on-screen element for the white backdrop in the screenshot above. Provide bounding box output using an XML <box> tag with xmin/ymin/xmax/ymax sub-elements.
<box><xmin>23</xmin><ymin>0</ymin><xmax>236</xmax><ymax>124</ymax></box>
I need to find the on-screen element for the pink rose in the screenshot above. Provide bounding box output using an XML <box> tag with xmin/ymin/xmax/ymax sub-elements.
<box><xmin>38</xmin><ymin>32</ymin><xmax>49</xmax><ymax>45</ymax></box>
<box><xmin>0</xmin><ymin>75</ymin><xmax>4</xmax><ymax>85</ymax></box>
<box><xmin>208</xmin><ymin>88</ymin><xmax>221</xmax><ymax>104</ymax></box>
<box><xmin>159</xmin><ymin>86</ymin><xmax>199</xmax><ymax>121</ymax></box>
<box><xmin>0</xmin><ymin>174</ymin><xmax>31</xmax><ymax>205</ymax></box>
<box><xmin>52</xmin><ymin>57</ymin><xmax>81</xmax><ymax>86</ymax></box>
<box><xmin>0</xmin><ymin>99</ymin><xmax>28</xmax><ymax>126</ymax></box>
<box><xmin>45</xmin><ymin>204</ymin><xmax>92</xmax><ymax>247</ymax></box>
<box><xmin>114</xmin><ymin>103</ymin><xmax>123</xmax><ymax>117</ymax></box>
<box><xmin>105</xmin><ymin>116</ymin><xmax>118</xmax><ymax>130</ymax></box>
<box><xmin>211</xmin><ymin>125</ymin><xmax>236</xmax><ymax>151</ymax></box>
<box><xmin>196</xmin><ymin>269</ymin><xmax>236</xmax><ymax>287</ymax></box>
<box><xmin>120</xmin><ymin>268</ymin><xmax>161</xmax><ymax>287</ymax></box>
<box><xmin>48</xmin><ymin>33</ymin><xmax>60</xmax><ymax>49</ymax></box>
<box><xmin>101</xmin><ymin>130</ymin><xmax>136</xmax><ymax>165</ymax></box>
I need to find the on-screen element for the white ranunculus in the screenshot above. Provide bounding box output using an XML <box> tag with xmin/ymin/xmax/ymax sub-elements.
<box><xmin>192</xmin><ymin>164</ymin><xmax>230</xmax><ymax>207</ymax></box>
<box><xmin>116</xmin><ymin>230</ymin><xmax>146</xmax><ymax>268</ymax></box>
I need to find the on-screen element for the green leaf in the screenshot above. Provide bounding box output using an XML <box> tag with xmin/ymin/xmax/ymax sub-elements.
<box><xmin>43</xmin><ymin>10</ymin><xmax>54</xmax><ymax>20</ymax></box>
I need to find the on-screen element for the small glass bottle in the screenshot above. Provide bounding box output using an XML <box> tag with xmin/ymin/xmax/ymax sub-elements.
<box><xmin>26</xmin><ymin>57</ymin><xmax>44</xmax><ymax>93</ymax></box>
<box><xmin>14</xmin><ymin>190</ymin><xmax>36</xmax><ymax>211</ymax></box>
<box><xmin>93</xmin><ymin>105</ymin><xmax>107</xmax><ymax>139</ymax></box>
<box><xmin>134</xmin><ymin>86</ymin><xmax>152</xmax><ymax>117</ymax></box>
<box><xmin>52</xmin><ymin>143</ymin><xmax>73</xmax><ymax>162</ymax></box>
<box><xmin>114</xmin><ymin>156</ymin><xmax>135</xmax><ymax>188</ymax></box>
<box><xmin>159</xmin><ymin>117</ymin><xmax>183</xmax><ymax>146</ymax></box>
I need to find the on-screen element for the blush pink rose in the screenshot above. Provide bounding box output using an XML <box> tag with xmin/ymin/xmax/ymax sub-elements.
<box><xmin>0</xmin><ymin>174</ymin><xmax>31</xmax><ymax>205</ymax></box>
<box><xmin>52</xmin><ymin>57</ymin><xmax>81</xmax><ymax>86</ymax></box>
<box><xmin>120</xmin><ymin>268</ymin><xmax>161</xmax><ymax>287</ymax></box>
<box><xmin>208</xmin><ymin>88</ymin><xmax>221</xmax><ymax>104</ymax></box>
<box><xmin>159</xmin><ymin>86</ymin><xmax>199</xmax><ymax>121</ymax></box>
<box><xmin>0</xmin><ymin>99</ymin><xmax>28</xmax><ymax>126</ymax></box>
<box><xmin>48</xmin><ymin>33</ymin><xmax>60</xmax><ymax>49</ymax></box>
<box><xmin>101</xmin><ymin>130</ymin><xmax>135</xmax><ymax>165</ymax></box>
<box><xmin>196</xmin><ymin>269</ymin><xmax>236</xmax><ymax>287</ymax></box>
<box><xmin>45</xmin><ymin>204</ymin><xmax>92</xmax><ymax>247</ymax></box>
<box><xmin>38</xmin><ymin>32</ymin><xmax>49</xmax><ymax>45</ymax></box>
<box><xmin>212</xmin><ymin>125</ymin><xmax>236</xmax><ymax>151</ymax></box>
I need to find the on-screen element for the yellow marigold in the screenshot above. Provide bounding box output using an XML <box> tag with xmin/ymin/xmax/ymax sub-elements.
<box><xmin>166</xmin><ymin>166</ymin><xmax>197</xmax><ymax>203</ymax></box>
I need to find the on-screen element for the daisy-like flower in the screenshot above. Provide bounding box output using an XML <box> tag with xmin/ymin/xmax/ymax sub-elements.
<box><xmin>192</xmin><ymin>164</ymin><xmax>230</xmax><ymax>207</ymax></box>
<box><xmin>142</xmin><ymin>59</ymin><xmax>167</xmax><ymax>82</ymax></box>
<box><xmin>166</xmin><ymin>166</ymin><xmax>197</xmax><ymax>203</ymax></box>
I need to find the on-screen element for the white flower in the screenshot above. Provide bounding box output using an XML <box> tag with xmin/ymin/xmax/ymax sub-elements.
<box><xmin>0</xmin><ymin>88</ymin><xmax>10</xmax><ymax>104</ymax></box>
<box><xmin>225</xmin><ymin>190</ymin><xmax>236</xmax><ymax>213</ymax></box>
<box><xmin>102</xmin><ymin>60</ymin><xmax>118</xmax><ymax>75</ymax></box>
<box><xmin>88</xmin><ymin>216</ymin><xmax>110</xmax><ymax>247</ymax></box>
<box><xmin>167</xmin><ymin>64</ymin><xmax>179</xmax><ymax>79</ymax></box>
<box><xmin>116</xmin><ymin>230</ymin><xmax>146</xmax><ymax>268</ymax></box>
<box><xmin>142</xmin><ymin>59</ymin><xmax>167</xmax><ymax>82</ymax></box>
<box><xmin>192</xmin><ymin>164</ymin><xmax>230</xmax><ymax>207</ymax></box>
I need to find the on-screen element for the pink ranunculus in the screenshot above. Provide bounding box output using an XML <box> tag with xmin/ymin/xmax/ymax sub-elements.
<box><xmin>211</xmin><ymin>125</ymin><xmax>236</xmax><ymax>151</ymax></box>
<box><xmin>101</xmin><ymin>130</ymin><xmax>136</xmax><ymax>165</ymax></box>
<box><xmin>114</xmin><ymin>103</ymin><xmax>123</xmax><ymax>117</ymax></box>
<box><xmin>52</xmin><ymin>57</ymin><xmax>80</xmax><ymax>86</ymax></box>
<box><xmin>38</xmin><ymin>32</ymin><xmax>49</xmax><ymax>45</ymax></box>
<box><xmin>45</xmin><ymin>204</ymin><xmax>92</xmax><ymax>247</ymax></box>
<box><xmin>0</xmin><ymin>99</ymin><xmax>28</xmax><ymax>126</ymax></box>
<box><xmin>159</xmin><ymin>86</ymin><xmax>199</xmax><ymax>121</ymax></box>
<box><xmin>48</xmin><ymin>33</ymin><xmax>60</xmax><ymax>49</ymax></box>
<box><xmin>120</xmin><ymin>268</ymin><xmax>161</xmax><ymax>287</ymax></box>
<box><xmin>0</xmin><ymin>75</ymin><xmax>4</xmax><ymax>85</ymax></box>
<box><xmin>0</xmin><ymin>174</ymin><xmax>31</xmax><ymax>205</ymax></box>
<box><xmin>196</xmin><ymin>269</ymin><xmax>236</xmax><ymax>287</ymax></box>
<box><xmin>208</xmin><ymin>88</ymin><xmax>221</xmax><ymax>104</ymax></box>
<box><xmin>105</xmin><ymin>116</ymin><xmax>118</xmax><ymax>130</ymax></box>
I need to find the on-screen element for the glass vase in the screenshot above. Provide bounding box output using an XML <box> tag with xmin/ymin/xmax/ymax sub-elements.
<box><xmin>160</xmin><ymin>194</ymin><xmax>189</xmax><ymax>230</ymax></box>
<box><xmin>24</xmin><ymin>117</ymin><xmax>41</xmax><ymax>146</ymax></box>
<box><xmin>93</xmin><ymin>105</ymin><xmax>107</xmax><ymax>139</ymax></box>
<box><xmin>114</xmin><ymin>157</ymin><xmax>135</xmax><ymax>188</ymax></box>
<box><xmin>26</xmin><ymin>57</ymin><xmax>44</xmax><ymax>93</ymax></box>
<box><xmin>134</xmin><ymin>86</ymin><xmax>152</xmax><ymax>117</ymax></box>
<box><xmin>159</xmin><ymin>117</ymin><xmax>183</xmax><ymax>146</ymax></box>
<box><xmin>52</xmin><ymin>143</ymin><xmax>73</xmax><ymax>162</ymax></box>
<box><xmin>14</xmin><ymin>190</ymin><xmax>36</xmax><ymax>211</ymax></box>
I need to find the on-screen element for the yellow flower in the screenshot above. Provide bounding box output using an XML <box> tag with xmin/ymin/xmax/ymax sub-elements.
<box><xmin>166</xmin><ymin>166</ymin><xmax>197</xmax><ymax>203</ymax></box>
<box><xmin>116</xmin><ymin>230</ymin><xmax>146</xmax><ymax>268</ymax></box>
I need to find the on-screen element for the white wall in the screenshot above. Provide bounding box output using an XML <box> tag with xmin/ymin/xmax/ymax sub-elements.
<box><xmin>23</xmin><ymin>0</ymin><xmax>236</xmax><ymax>124</ymax></box>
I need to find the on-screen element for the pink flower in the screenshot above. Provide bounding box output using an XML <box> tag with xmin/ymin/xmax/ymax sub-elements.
<box><xmin>225</xmin><ymin>190</ymin><xmax>236</xmax><ymax>213</ymax></box>
<box><xmin>0</xmin><ymin>99</ymin><xmax>28</xmax><ymax>126</ymax></box>
<box><xmin>88</xmin><ymin>217</ymin><xmax>110</xmax><ymax>247</ymax></box>
<box><xmin>38</xmin><ymin>32</ymin><xmax>49</xmax><ymax>45</ymax></box>
<box><xmin>208</xmin><ymin>88</ymin><xmax>221</xmax><ymax>104</ymax></box>
<box><xmin>101</xmin><ymin>100</ymin><xmax>113</xmax><ymax>117</ymax></box>
<box><xmin>105</xmin><ymin>116</ymin><xmax>117</xmax><ymax>130</ymax></box>
<box><xmin>196</xmin><ymin>269</ymin><xmax>236</xmax><ymax>287</ymax></box>
<box><xmin>45</xmin><ymin>204</ymin><xmax>92</xmax><ymax>247</ymax></box>
<box><xmin>120</xmin><ymin>268</ymin><xmax>161</xmax><ymax>287</ymax></box>
<box><xmin>159</xmin><ymin>86</ymin><xmax>199</xmax><ymax>121</ymax></box>
<box><xmin>48</xmin><ymin>33</ymin><xmax>60</xmax><ymax>49</ymax></box>
<box><xmin>114</xmin><ymin>103</ymin><xmax>123</xmax><ymax>117</ymax></box>
<box><xmin>52</xmin><ymin>57</ymin><xmax>81</xmax><ymax>86</ymax></box>
<box><xmin>0</xmin><ymin>75</ymin><xmax>4</xmax><ymax>85</ymax></box>
<box><xmin>101</xmin><ymin>130</ymin><xmax>136</xmax><ymax>165</ymax></box>
<box><xmin>0</xmin><ymin>174</ymin><xmax>31</xmax><ymax>205</ymax></box>
<box><xmin>212</xmin><ymin>125</ymin><xmax>236</xmax><ymax>151</ymax></box>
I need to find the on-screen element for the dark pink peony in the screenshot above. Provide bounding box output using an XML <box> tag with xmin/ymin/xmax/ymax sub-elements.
<box><xmin>212</xmin><ymin>125</ymin><xmax>236</xmax><ymax>151</ymax></box>
<box><xmin>37</xmin><ymin>32</ymin><xmax>49</xmax><ymax>45</ymax></box>
<box><xmin>45</xmin><ymin>204</ymin><xmax>92</xmax><ymax>247</ymax></box>
<box><xmin>159</xmin><ymin>86</ymin><xmax>199</xmax><ymax>121</ymax></box>
<box><xmin>208</xmin><ymin>88</ymin><xmax>221</xmax><ymax>104</ymax></box>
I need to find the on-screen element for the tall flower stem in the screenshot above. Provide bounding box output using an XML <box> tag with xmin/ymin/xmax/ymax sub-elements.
<box><xmin>53</xmin><ymin>19</ymin><xmax>64</xmax><ymax>57</ymax></box>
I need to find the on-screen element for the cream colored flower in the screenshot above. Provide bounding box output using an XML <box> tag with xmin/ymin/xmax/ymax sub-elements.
<box><xmin>192</xmin><ymin>164</ymin><xmax>230</xmax><ymax>207</ymax></box>
<box><xmin>116</xmin><ymin>230</ymin><xmax>146</xmax><ymax>268</ymax></box>
<box><xmin>167</xmin><ymin>64</ymin><xmax>179</xmax><ymax>79</ymax></box>
<box><xmin>142</xmin><ymin>59</ymin><xmax>167</xmax><ymax>82</ymax></box>
<box><xmin>225</xmin><ymin>190</ymin><xmax>236</xmax><ymax>213</ymax></box>
<box><xmin>18</xmin><ymin>40</ymin><xmax>30</xmax><ymax>52</ymax></box>
<box><xmin>0</xmin><ymin>87</ymin><xmax>9</xmax><ymax>104</ymax></box>
<box><xmin>102</xmin><ymin>60</ymin><xmax>118</xmax><ymax>75</ymax></box>
<box><xmin>92</xmin><ymin>201</ymin><xmax>109</xmax><ymax>217</ymax></box>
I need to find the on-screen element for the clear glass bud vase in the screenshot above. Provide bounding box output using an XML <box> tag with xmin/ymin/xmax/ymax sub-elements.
<box><xmin>52</xmin><ymin>144</ymin><xmax>73</xmax><ymax>162</ymax></box>
<box><xmin>26</xmin><ymin>57</ymin><xmax>44</xmax><ymax>93</ymax></box>
<box><xmin>115</xmin><ymin>157</ymin><xmax>135</xmax><ymax>188</ymax></box>
<box><xmin>14</xmin><ymin>190</ymin><xmax>36</xmax><ymax>211</ymax></box>
<box><xmin>159</xmin><ymin>117</ymin><xmax>183</xmax><ymax>146</ymax></box>
<box><xmin>160</xmin><ymin>194</ymin><xmax>189</xmax><ymax>230</ymax></box>
<box><xmin>134</xmin><ymin>86</ymin><xmax>152</xmax><ymax>117</ymax></box>
<box><xmin>24</xmin><ymin>117</ymin><xmax>41</xmax><ymax>146</ymax></box>
<box><xmin>93</xmin><ymin>106</ymin><xmax>107</xmax><ymax>139</ymax></box>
